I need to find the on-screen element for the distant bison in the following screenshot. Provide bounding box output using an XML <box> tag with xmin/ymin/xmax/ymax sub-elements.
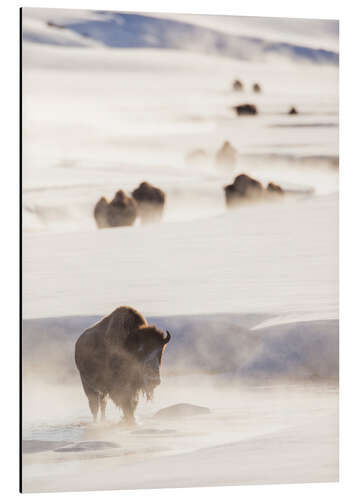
<box><xmin>94</xmin><ymin>190</ymin><xmax>137</xmax><ymax>229</ymax></box>
<box><xmin>232</xmin><ymin>80</ymin><xmax>244</xmax><ymax>91</ymax></box>
<box><xmin>185</xmin><ymin>149</ymin><xmax>208</xmax><ymax>166</ymax></box>
<box><xmin>132</xmin><ymin>182</ymin><xmax>165</xmax><ymax>224</ymax></box>
<box><xmin>75</xmin><ymin>306</ymin><xmax>171</xmax><ymax>425</ymax></box>
<box><xmin>224</xmin><ymin>175</ymin><xmax>285</xmax><ymax>208</ymax></box>
<box><xmin>288</xmin><ymin>106</ymin><xmax>298</xmax><ymax>115</ymax></box>
<box><xmin>252</xmin><ymin>83</ymin><xmax>262</xmax><ymax>93</ymax></box>
<box><xmin>234</xmin><ymin>104</ymin><xmax>258</xmax><ymax>116</ymax></box>
<box><xmin>94</xmin><ymin>197</ymin><xmax>110</xmax><ymax>229</ymax></box>
<box><xmin>224</xmin><ymin>174</ymin><xmax>264</xmax><ymax>208</ymax></box>
<box><xmin>215</xmin><ymin>141</ymin><xmax>237</xmax><ymax>169</ymax></box>
<box><xmin>107</xmin><ymin>190</ymin><xmax>137</xmax><ymax>227</ymax></box>
<box><xmin>267</xmin><ymin>182</ymin><xmax>284</xmax><ymax>195</ymax></box>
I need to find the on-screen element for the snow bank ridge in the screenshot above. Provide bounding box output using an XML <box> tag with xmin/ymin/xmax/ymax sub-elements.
<box><xmin>23</xmin><ymin>314</ymin><xmax>338</xmax><ymax>383</ymax></box>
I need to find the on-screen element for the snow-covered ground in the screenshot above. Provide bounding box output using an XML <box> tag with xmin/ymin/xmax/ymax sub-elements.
<box><xmin>21</xmin><ymin>8</ymin><xmax>338</xmax><ymax>493</ymax></box>
<box><xmin>23</xmin><ymin>193</ymin><xmax>338</xmax><ymax>320</ymax></box>
<box><xmin>22</xmin><ymin>378</ymin><xmax>338</xmax><ymax>493</ymax></box>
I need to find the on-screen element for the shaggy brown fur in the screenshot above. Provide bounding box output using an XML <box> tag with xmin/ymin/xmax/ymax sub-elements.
<box><xmin>131</xmin><ymin>182</ymin><xmax>165</xmax><ymax>224</ymax></box>
<box><xmin>94</xmin><ymin>191</ymin><xmax>137</xmax><ymax>229</ymax></box>
<box><xmin>75</xmin><ymin>306</ymin><xmax>171</xmax><ymax>424</ymax></box>
<box><xmin>224</xmin><ymin>174</ymin><xmax>264</xmax><ymax>208</ymax></box>
<box><xmin>106</xmin><ymin>190</ymin><xmax>137</xmax><ymax>227</ymax></box>
<box><xmin>215</xmin><ymin>141</ymin><xmax>237</xmax><ymax>169</ymax></box>
<box><xmin>234</xmin><ymin>104</ymin><xmax>258</xmax><ymax>116</ymax></box>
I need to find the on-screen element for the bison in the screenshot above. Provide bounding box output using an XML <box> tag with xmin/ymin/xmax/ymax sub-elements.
<box><xmin>267</xmin><ymin>182</ymin><xmax>284</xmax><ymax>195</ymax></box>
<box><xmin>94</xmin><ymin>197</ymin><xmax>110</xmax><ymax>229</ymax></box>
<box><xmin>232</xmin><ymin>79</ymin><xmax>244</xmax><ymax>91</ymax></box>
<box><xmin>132</xmin><ymin>182</ymin><xmax>165</xmax><ymax>224</ymax></box>
<box><xmin>224</xmin><ymin>174</ymin><xmax>264</xmax><ymax>208</ymax></box>
<box><xmin>288</xmin><ymin>106</ymin><xmax>298</xmax><ymax>115</ymax></box>
<box><xmin>215</xmin><ymin>141</ymin><xmax>237</xmax><ymax>169</ymax></box>
<box><xmin>252</xmin><ymin>83</ymin><xmax>262</xmax><ymax>93</ymax></box>
<box><xmin>94</xmin><ymin>190</ymin><xmax>137</xmax><ymax>229</ymax></box>
<box><xmin>234</xmin><ymin>104</ymin><xmax>258</xmax><ymax>116</ymax></box>
<box><xmin>75</xmin><ymin>306</ymin><xmax>171</xmax><ymax>425</ymax></box>
<box><xmin>185</xmin><ymin>149</ymin><xmax>208</xmax><ymax>166</ymax></box>
<box><xmin>107</xmin><ymin>190</ymin><xmax>137</xmax><ymax>227</ymax></box>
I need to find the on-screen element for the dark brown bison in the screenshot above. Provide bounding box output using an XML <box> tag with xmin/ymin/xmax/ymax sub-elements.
<box><xmin>234</xmin><ymin>104</ymin><xmax>258</xmax><ymax>116</ymax></box>
<box><xmin>288</xmin><ymin>106</ymin><xmax>298</xmax><ymax>115</ymax></box>
<box><xmin>267</xmin><ymin>182</ymin><xmax>284</xmax><ymax>195</ymax></box>
<box><xmin>215</xmin><ymin>141</ymin><xmax>237</xmax><ymax>169</ymax></box>
<box><xmin>94</xmin><ymin>190</ymin><xmax>137</xmax><ymax>229</ymax></box>
<box><xmin>252</xmin><ymin>83</ymin><xmax>262</xmax><ymax>93</ymax></box>
<box><xmin>94</xmin><ymin>197</ymin><xmax>110</xmax><ymax>229</ymax></box>
<box><xmin>75</xmin><ymin>306</ymin><xmax>171</xmax><ymax>425</ymax></box>
<box><xmin>232</xmin><ymin>80</ymin><xmax>244</xmax><ymax>91</ymax></box>
<box><xmin>224</xmin><ymin>174</ymin><xmax>263</xmax><ymax>208</ymax></box>
<box><xmin>132</xmin><ymin>182</ymin><xmax>165</xmax><ymax>224</ymax></box>
<box><xmin>107</xmin><ymin>190</ymin><xmax>137</xmax><ymax>227</ymax></box>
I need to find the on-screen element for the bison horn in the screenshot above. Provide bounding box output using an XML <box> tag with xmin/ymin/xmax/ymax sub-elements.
<box><xmin>164</xmin><ymin>330</ymin><xmax>171</xmax><ymax>344</ymax></box>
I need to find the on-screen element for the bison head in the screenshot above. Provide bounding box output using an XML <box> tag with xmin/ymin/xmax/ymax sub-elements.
<box><xmin>124</xmin><ymin>326</ymin><xmax>171</xmax><ymax>399</ymax></box>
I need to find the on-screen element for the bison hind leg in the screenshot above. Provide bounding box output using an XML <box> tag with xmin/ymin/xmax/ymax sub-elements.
<box><xmin>80</xmin><ymin>375</ymin><xmax>100</xmax><ymax>423</ymax></box>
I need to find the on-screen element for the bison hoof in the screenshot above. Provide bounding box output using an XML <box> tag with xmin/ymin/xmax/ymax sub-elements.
<box><xmin>119</xmin><ymin>418</ymin><xmax>137</xmax><ymax>429</ymax></box>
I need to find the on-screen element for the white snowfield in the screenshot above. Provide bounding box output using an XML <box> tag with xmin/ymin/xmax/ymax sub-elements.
<box><xmin>23</xmin><ymin>193</ymin><xmax>338</xmax><ymax>320</ymax></box>
<box><xmin>21</xmin><ymin>8</ymin><xmax>338</xmax><ymax>493</ymax></box>
<box><xmin>23</xmin><ymin>400</ymin><xmax>337</xmax><ymax>493</ymax></box>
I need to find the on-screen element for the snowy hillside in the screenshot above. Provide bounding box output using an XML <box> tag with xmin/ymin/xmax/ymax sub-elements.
<box><xmin>22</xmin><ymin>8</ymin><xmax>338</xmax><ymax>64</ymax></box>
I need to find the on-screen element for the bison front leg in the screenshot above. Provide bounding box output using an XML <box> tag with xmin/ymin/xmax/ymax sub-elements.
<box><xmin>121</xmin><ymin>394</ymin><xmax>138</xmax><ymax>426</ymax></box>
<box><xmin>99</xmin><ymin>394</ymin><xmax>108</xmax><ymax>422</ymax></box>
<box><xmin>87</xmin><ymin>392</ymin><xmax>99</xmax><ymax>422</ymax></box>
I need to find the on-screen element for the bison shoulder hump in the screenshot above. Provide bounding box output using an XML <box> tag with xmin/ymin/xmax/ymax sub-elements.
<box><xmin>104</xmin><ymin>306</ymin><xmax>147</xmax><ymax>345</ymax></box>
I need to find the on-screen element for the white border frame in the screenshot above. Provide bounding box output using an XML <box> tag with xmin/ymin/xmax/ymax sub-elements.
<box><xmin>2</xmin><ymin>1</ymin><xmax>356</xmax><ymax>499</ymax></box>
